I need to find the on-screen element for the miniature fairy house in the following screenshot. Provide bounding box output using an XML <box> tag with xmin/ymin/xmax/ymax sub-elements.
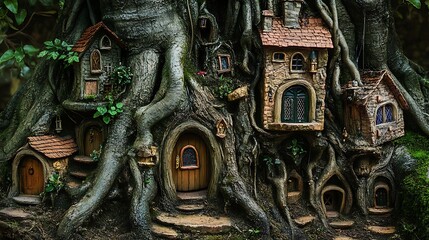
<box><xmin>9</xmin><ymin>135</ymin><xmax>77</xmax><ymax>201</ymax></box>
<box><xmin>367</xmin><ymin>175</ymin><xmax>395</xmax><ymax>215</ymax></box>
<box><xmin>320</xmin><ymin>175</ymin><xmax>353</xmax><ymax>218</ymax></box>
<box><xmin>259</xmin><ymin>6</ymin><xmax>333</xmax><ymax>131</ymax></box>
<box><xmin>286</xmin><ymin>169</ymin><xmax>303</xmax><ymax>203</ymax></box>
<box><xmin>343</xmin><ymin>70</ymin><xmax>408</xmax><ymax>145</ymax></box>
<box><xmin>64</xmin><ymin>22</ymin><xmax>125</xmax><ymax>107</ymax></box>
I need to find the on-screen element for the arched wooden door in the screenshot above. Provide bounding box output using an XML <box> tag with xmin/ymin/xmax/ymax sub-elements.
<box><xmin>19</xmin><ymin>157</ymin><xmax>44</xmax><ymax>195</ymax></box>
<box><xmin>172</xmin><ymin>133</ymin><xmax>210</xmax><ymax>192</ymax></box>
<box><xmin>84</xmin><ymin>125</ymin><xmax>103</xmax><ymax>156</ymax></box>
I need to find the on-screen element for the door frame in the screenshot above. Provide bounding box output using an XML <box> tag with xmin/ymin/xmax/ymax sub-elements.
<box><xmin>161</xmin><ymin>121</ymin><xmax>222</xmax><ymax>201</ymax></box>
<box><xmin>9</xmin><ymin>148</ymin><xmax>50</xmax><ymax>197</ymax></box>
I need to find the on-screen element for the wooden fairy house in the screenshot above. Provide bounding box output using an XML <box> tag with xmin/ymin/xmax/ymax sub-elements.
<box><xmin>9</xmin><ymin>135</ymin><xmax>77</xmax><ymax>203</ymax></box>
<box><xmin>63</xmin><ymin>22</ymin><xmax>125</xmax><ymax>111</ymax></box>
<box><xmin>343</xmin><ymin>70</ymin><xmax>408</xmax><ymax>145</ymax></box>
<box><xmin>320</xmin><ymin>175</ymin><xmax>353</xmax><ymax>218</ymax></box>
<box><xmin>259</xmin><ymin>4</ymin><xmax>333</xmax><ymax>131</ymax></box>
<box><xmin>367</xmin><ymin>175</ymin><xmax>395</xmax><ymax>215</ymax></box>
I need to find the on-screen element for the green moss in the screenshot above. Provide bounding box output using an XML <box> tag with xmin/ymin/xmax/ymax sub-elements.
<box><xmin>395</xmin><ymin>131</ymin><xmax>429</xmax><ymax>239</ymax></box>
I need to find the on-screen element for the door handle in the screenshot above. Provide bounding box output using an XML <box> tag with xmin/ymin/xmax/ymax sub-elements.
<box><xmin>28</xmin><ymin>167</ymin><xmax>34</xmax><ymax>175</ymax></box>
<box><xmin>176</xmin><ymin>155</ymin><xmax>180</xmax><ymax>169</ymax></box>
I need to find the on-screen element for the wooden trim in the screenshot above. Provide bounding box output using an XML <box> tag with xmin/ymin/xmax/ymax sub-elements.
<box><xmin>272</xmin><ymin>52</ymin><xmax>286</xmax><ymax>63</ymax></box>
<box><xmin>90</xmin><ymin>49</ymin><xmax>102</xmax><ymax>74</ymax></box>
<box><xmin>99</xmin><ymin>35</ymin><xmax>112</xmax><ymax>50</ymax></box>
<box><xmin>217</xmin><ymin>54</ymin><xmax>231</xmax><ymax>73</ymax></box>
<box><xmin>180</xmin><ymin>145</ymin><xmax>199</xmax><ymax>170</ymax></box>
<box><xmin>289</xmin><ymin>52</ymin><xmax>306</xmax><ymax>73</ymax></box>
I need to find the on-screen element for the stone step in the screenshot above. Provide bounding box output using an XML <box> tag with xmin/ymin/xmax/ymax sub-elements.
<box><xmin>151</xmin><ymin>223</ymin><xmax>179</xmax><ymax>239</ymax></box>
<box><xmin>367</xmin><ymin>226</ymin><xmax>396</xmax><ymax>235</ymax></box>
<box><xmin>73</xmin><ymin>155</ymin><xmax>97</xmax><ymax>164</ymax></box>
<box><xmin>326</xmin><ymin>211</ymin><xmax>340</xmax><ymax>218</ymax></box>
<box><xmin>367</xmin><ymin>207</ymin><xmax>393</xmax><ymax>215</ymax></box>
<box><xmin>177</xmin><ymin>190</ymin><xmax>207</xmax><ymax>201</ymax></box>
<box><xmin>12</xmin><ymin>195</ymin><xmax>41</xmax><ymax>205</ymax></box>
<box><xmin>0</xmin><ymin>208</ymin><xmax>33</xmax><ymax>220</ymax></box>
<box><xmin>155</xmin><ymin>212</ymin><xmax>232</xmax><ymax>234</ymax></box>
<box><xmin>294</xmin><ymin>215</ymin><xmax>315</xmax><ymax>227</ymax></box>
<box><xmin>329</xmin><ymin>220</ymin><xmax>355</xmax><ymax>229</ymax></box>
<box><xmin>333</xmin><ymin>236</ymin><xmax>355</xmax><ymax>240</ymax></box>
<box><xmin>69</xmin><ymin>170</ymin><xmax>89</xmax><ymax>179</ymax></box>
<box><xmin>287</xmin><ymin>191</ymin><xmax>301</xmax><ymax>204</ymax></box>
<box><xmin>176</xmin><ymin>204</ymin><xmax>205</xmax><ymax>213</ymax></box>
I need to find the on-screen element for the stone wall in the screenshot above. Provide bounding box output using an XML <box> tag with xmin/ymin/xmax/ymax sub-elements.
<box><xmin>261</xmin><ymin>46</ymin><xmax>328</xmax><ymax>131</ymax></box>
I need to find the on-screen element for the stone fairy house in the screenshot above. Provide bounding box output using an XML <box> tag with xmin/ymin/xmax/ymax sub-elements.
<box><xmin>9</xmin><ymin>135</ymin><xmax>77</xmax><ymax>203</ymax></box>
<box><xmin>343</xmin><ymin>70</ymin><xmax>408</xmax><ymax>145</ymax></box>
<box><xmin>63</xmin><ymin>21</ymin><xmax>125</xmax><ymax>109</ymax></box>
<box><xmin>259</xmin><ymin>2</ymin><xmax>333</xmax><ymax>131</ymax></box>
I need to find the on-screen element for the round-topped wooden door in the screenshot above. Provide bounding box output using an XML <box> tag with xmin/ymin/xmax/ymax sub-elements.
<box><xmin>84</xmin><ymin>125</ymin><xmax>103</xmax><ymax>156</ymax></box>
<box><xmin>172</xmin><ymin>133</ymin><xmax>210</xmax><ymax>192</ymax></box>
<box><xmin>19</xmin><ymin>157</ymin><xmax>44</xmax><ymax>195</ymax></box>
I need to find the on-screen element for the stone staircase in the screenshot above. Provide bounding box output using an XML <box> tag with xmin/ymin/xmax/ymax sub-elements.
<box><xmin>151</xmin><ymin>190</ymin><xmax>233</xmax><ymax>239</ymax></box>
<box><xmin>66</xmin><ymin>155</ymin><xmax>98</xmax><ymax>192</ymax></box>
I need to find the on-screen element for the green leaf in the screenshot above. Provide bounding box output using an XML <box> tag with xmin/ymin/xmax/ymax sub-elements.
<box><xmin>408</xmin><ymin>0</ymin><xmax>422</xmax><ymax>8</ymax></box>
<box><xmin>45</xmin><ymin>184</ymin><xmax>54</xmax><ymax>193</ymax></box>
<box><xmin>103</xmin><ymin>116</ymin><xmax>111</xmax><ymax>124</ymax></box>
<box><xmin>4</xmin><ymin>0</ymin><xmax>18</xmax><ymax>14</ymax></box>
<box><xmin>38</xmin><ymin>50</ymin><xmax>48</xmax><ymax>58</ymax></box>
<box><xmin>116</xmin><ymin>102</ymin><xmax>123</xmax><ymax>108</ymax></box>
<box><xmin>54</xmin><ymin>38</ymin><xmax>61</xmax><ymax>46</ymax></box>
<box><xmin>108</xmin><ymin>109</ymin><xmax>117</xmax><ymax>116</ymax></box>
<box><xmin>96</xmin><ymin>106</ymin><xmax>107</xmax><ymax>115</ymax></box>
<box><xmin>0</xmin><ymin>49</ymin><xmax>15</xmax><ymax>64</ymax></box>
<box><xmin>14</xmin><ymin>47</ymin><xmax>24</xmax><ymax>62</ymax></box>
<box><xmin>23</xmin><ymin>45</ymin><xmax>39</xmax><ymax>56</ymax></box>
<box><xmin>93</xmin><ymin>111</ymin><xmax>102</xmax><ymax>118</ymax></box>
<box><xmin>15</xmin><ymin>8</ymin><xmax>26</xmax><ymax>25</ymax></box>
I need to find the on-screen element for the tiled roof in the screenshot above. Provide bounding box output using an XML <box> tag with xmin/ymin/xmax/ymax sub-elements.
<box><xmin>28</xmin><ymin>135</ymin><xmax>78</xmax><ymax>159</ymax></box>
<box><xmin>260</xmin><ymin>18</ymin><xmax>333</xmax><ymax>48</ymax></box>
<box><xmin>348</xmin><ymin>70</ymin><xmax>409</xmax><ymax>110</ymax></box>
<box><xmin>72</xmin><ymin>21</ymin><xmax>125</xmax><ymax>53</ymax></box>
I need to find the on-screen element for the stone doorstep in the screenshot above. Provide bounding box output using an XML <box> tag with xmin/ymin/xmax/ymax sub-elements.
<box><xmin>0</xmin><ymin>207</ymin><xmax>33</xmax><ymax>220</ymax></box>
<box><xmin>367</xmin><ymin>207</ymin><xmax>393</xmax><ymax>215</ymax></box>
<box><xmin>176</xmin><ymin>204</ymin><xmax>205</xmax><ymax>212</ymax></box>
<box><xmin>294</xmin><ymin>215</ymin><xmax>315</xmax><ymax>227</ymax></box>
<box><xmin>367</xmin><ymin>226</ymin><xmax>396</xmax><ymax>235</ymax></box>
<box><xmin>151</xmin><ymin>223</ymin><xmax>179</xmax><ymax>239</ymax></box>
<box><xmin>69</xmin><ymin>170</ymin><xmax>89</xmax><ymax>179</ymax></box>
<box><xmin>12</xmin><ymin>195</ymin><xmax>42</xmax><ymax>205</ymax></box>
<box><xmin>333</xmin><ymin>236</ymin><xmax>355</xmax><ymax>240</ymax></box>
<box><xmin>155</xmin><ymin>212</ymin><xmax>232</xmax><ymax>234</ymax></box>
<box><xmin>176</xmin><ymin>190</ymin><xmax>207</xmax><ymax>201</ymax></box>
<box><xmin>329</xmin><ymin>220</ymin><xmax>355</xmax><ymax>229</ymax></box>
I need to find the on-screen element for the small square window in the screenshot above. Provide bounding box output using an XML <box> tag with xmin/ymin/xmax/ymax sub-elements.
<box><xmin>272</xmin><ymin>52</ymin><xmax>286</xmax><ymax>62</ymax></box>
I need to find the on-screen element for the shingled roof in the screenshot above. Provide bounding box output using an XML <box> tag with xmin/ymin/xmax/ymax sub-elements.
<box><xmin>348</xmin><ymin>70</ymin><xmax>409</xmax><ymax>110</ymax></box>
<box><xmin>72</xmin><ymin>21</ymin><xmax>125</xmax><ymax>53</ymax></box>
<box><xmin>28</xmin><ymin>135</ymin><xmax>78</xmax><ymax>159</ymax></box>
<box><xmin>260</xmin><ymin>18</ymin><xmax>333</xmax><ymax>48</ymax></box>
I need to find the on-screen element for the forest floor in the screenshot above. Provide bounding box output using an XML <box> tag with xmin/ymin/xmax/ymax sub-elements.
<box><xmin>0</xmin><ymin>188</ymin><xmax>404</xmax><ymax>240</ymax></box>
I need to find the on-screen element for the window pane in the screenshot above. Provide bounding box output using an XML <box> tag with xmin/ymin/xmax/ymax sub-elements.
<box><xmin>291</xmin><ymin>54</ymin><xmax>304</xmax><ymax>70</ymax></box>
<box><xmin>273</xmin><ymin>53</ymin><xmax>285</xmax><ymax>61</ymax></box>
<box><xmin>281</xmin><ymin>86</ymin><xmax>309</xmax><ymax>123</ymax></box>
<box><xmin>220</xmin><ymin>56</ymin><xmax>229</xmax><ymax>70</ymax></box>
<box><xmin>182</xmin><ymin>147</ymin><xmax>197</xmax><ymax>167</ymax></box>
<box><xmin>376</xmin><ymin>107</ymin><xmax>383</xmax><ymax>125</ymax></box>
<box><xmin>282</xmin><ymin>96</ymin><xmax>293</xmax><ymax>121</ymax></box>
<box><xmin>385</xmin><ymin>104</ymin><xmax>394</xmax><ymax>122</ymax></box>
<box><xmin>297</xmin><ymin>96</ymin><xmax>306</xmax><ymax>122</ymax></box>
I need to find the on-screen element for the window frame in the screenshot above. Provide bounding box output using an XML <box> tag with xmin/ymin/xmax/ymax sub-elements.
<box><xmin>99</xmin><ymin>35</ymin><xmax>112</xmax><ymax>50</ymax></box>
<box><xmin>375</xmin><ymin>103</ymin><xmax>396</xmax><ymax>126</ymax></box>
<box><xmin>90</xmin><ymin>49</ymin><xmax>102</xmax><ymax>74</ymax></box>
<box><xmin>180</xmin><ymin>145</ymin><xmax>200</xmax><ymax>170</ymax></box>
<box><xmin>290</xmin><ymin>52</ymin><xmax>305</xmax><ymax>72</ymax></box>
<box><xmin>217</xmin><ymin>54</ymin><xmax>232</xmax><ymax>73</ymax></box>
<box><xmin>272</xmin><ymin>52</ymin><xmax>286</xmax><ymax>63</ymax></box>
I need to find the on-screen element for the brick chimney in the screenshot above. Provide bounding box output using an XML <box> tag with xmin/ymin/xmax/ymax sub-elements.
<box><xmin>283</xmin><ymin>0</ymin><xmax>303</xmax><ymax>28</ymax></box>
<box><xmin>262</xmin><ymin>10</ymin><xmax>274</xmax><ymax>32</ymax></box>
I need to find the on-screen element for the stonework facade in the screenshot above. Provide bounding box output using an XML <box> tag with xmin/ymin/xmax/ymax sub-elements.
<box><xmin>259</xmin><ymin>17</ymin><xmax>333</xmax><ymax>131</ymax></box>
<box><xmin>343</xmin><ymin>70</ymin><xmax>408</xmax><ymax>145</ymax></box>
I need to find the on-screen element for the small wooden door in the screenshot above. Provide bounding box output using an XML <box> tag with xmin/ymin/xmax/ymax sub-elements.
<box><xmin>84</xmin><ymin>126</ymin><xmax>103</xmax><ymax>156</ymax></box>
<box><xmin>375</xmin><ymin>188</ymin><xmax>388</xmax><ymax>207</ymax></box>
<box><xmin>172</xmin><ymin>133</ymin><xmax>210</xmax><ymax>192</ymax></box>
<box><xmin>19</xmin><ymin>157</ymin><xmax>44</xmax><ymax>195</ymax></box>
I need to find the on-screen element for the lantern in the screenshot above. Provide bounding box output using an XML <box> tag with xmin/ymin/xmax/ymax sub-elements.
<box><xmin>55</xmin><ymin>115</ymin><xmax>63</xmax><ymax>133</ymax></box>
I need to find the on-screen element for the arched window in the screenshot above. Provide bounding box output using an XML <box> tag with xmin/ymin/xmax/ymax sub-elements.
<box><xmin>90</xmin><ymin>50</ymin><xmax>102</xmax><ymax>74</ymax></box>
<box><xmin>290</xmin><ymin>53</ymin><xmax>305</xmax><ymax>71</ymax></box>
<box><xmin>99</xmin><ymin>35</ymin><xmax>112</xmax><ymax>50</ymax></box>
<box><xmin>281</xmin><ymin>86</ymin><xmax>309</xmax><ymax>123</ymax></box>
<box><xmin>376</xmin><ymin>103</ymin><xmax>395</xmax><ymax>125</ymax></box>
<box><xmin>272</xmin><ymin>52</ymin><xmax>286</xmax><ymax>62</ymax></box>
<box><xmin>180</xmin><ymin>145</ymin><xmax>199</xmax><ymax>169</ymax></box>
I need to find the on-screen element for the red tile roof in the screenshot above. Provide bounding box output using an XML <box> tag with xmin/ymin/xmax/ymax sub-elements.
<box><xmin>348</xmin><ymin>70</ymin><xmax>409</xmax><ymax>110</ymax></box>
<box><xmin>72</xmin><ymin>21</ymin><xmax>125</xmax><ymax>53</ymax></box>
<box><xmin>28</xmin><ymin>135</ymin><xmax>78</xmax><ymax>159</ymax></box>
<box><xmin>260</xmin><ymin>18</ymin><xmax>333</xmax><ymax>48</ymax></box>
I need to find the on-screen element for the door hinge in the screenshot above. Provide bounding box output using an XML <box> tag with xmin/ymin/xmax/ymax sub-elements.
<box><xmin>175</xmin><ymin>155</ymin><xmax>180</xmax><ymax>169</ymax></box>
